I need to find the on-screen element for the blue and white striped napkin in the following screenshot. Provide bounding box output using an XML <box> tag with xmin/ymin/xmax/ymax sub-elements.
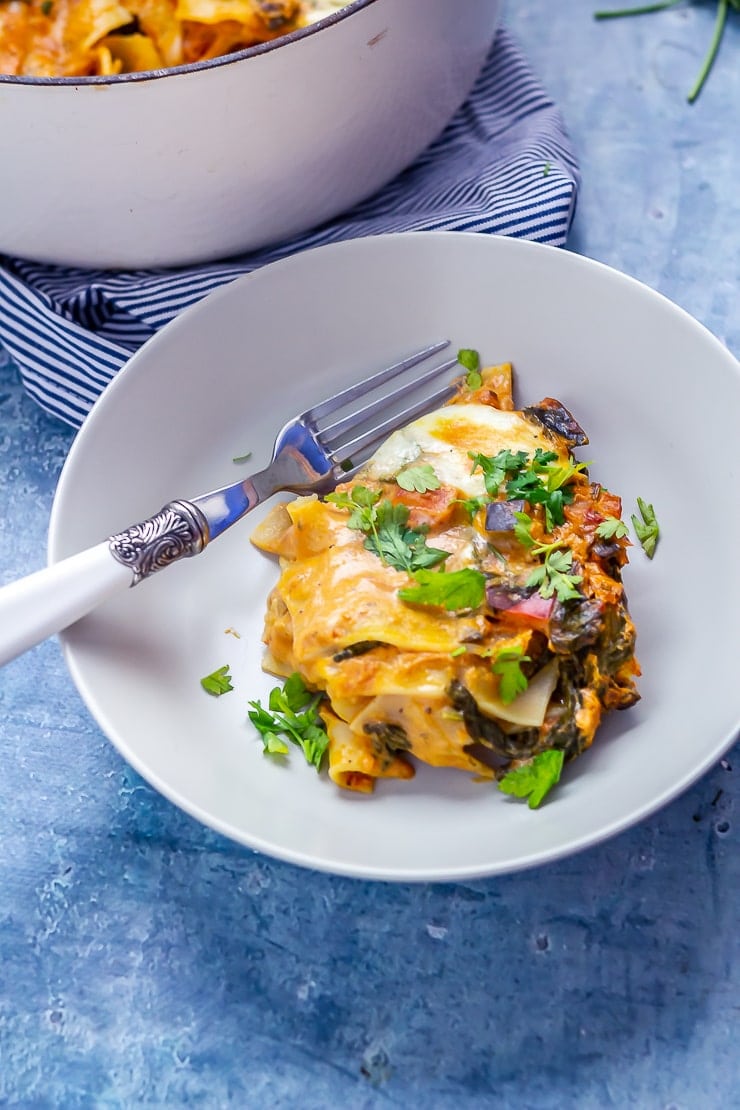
<box><xmin>0</xmin><ymin>27</ymin><xmax>580</xmax><ymax>428</ymax></box>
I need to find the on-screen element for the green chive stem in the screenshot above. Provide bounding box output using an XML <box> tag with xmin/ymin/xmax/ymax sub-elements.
<box><xmin>594</xmin><ymin>0</ymin><xmax>682</xmax><ymax>18</ymax></box>
<box><xmin>687</xmin><ymin>0</ymin><xmax>728</xmax><ymax>101</ymax></box>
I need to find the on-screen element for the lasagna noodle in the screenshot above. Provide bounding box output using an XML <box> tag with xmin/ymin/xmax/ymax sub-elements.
<box><xmin>321</xmin><ymin>708</ymin><xmax>415</xmax><ymax>793</ymax></box>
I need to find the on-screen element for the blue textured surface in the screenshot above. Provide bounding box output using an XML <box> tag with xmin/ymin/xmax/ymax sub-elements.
<box><xmin>1</xmin><ymin>2</ymin><xmax>739</xmax><ymax>1105</ymax></box>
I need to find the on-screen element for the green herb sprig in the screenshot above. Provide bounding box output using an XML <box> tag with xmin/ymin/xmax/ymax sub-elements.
<box><xmin>457</xmin><ymin>347</ymin><xmax>482</xmax><ymax>389</ymax></box>
<box><xmin>514</xmin><ymin>513</ymin><xmax>583</xmax><ymax>601</ymax></box>
<box><xmin>527</xmin><ymin>546</ymin><xmax>583</xmax><ymax>602</ymax></box>
<box><xmin>594</xmin><ymin>0</ymin><xmax>740</xmax><ymax>103</ymax></box>
<box><xmin>498</xmin><ymin>749</ymin><xmax>565</xmax><ymax>808</ymax></box>
<box><xmin>248</xmin><ymin>673</ymin><xmax>329</xmax><ymax>770</ymax></box>
<box><xmin>631</xmin><ymin>497</ymin><xmax>660</xmax><ymax>558</ymax></box>
<box><xmin>469</xmin><ymin>448</ymin><xmax>529</xmax><ymax>498</ymax></box>
<box><xmin>396</xmin><ymin>463</ymin><xmax>441</xmax><ymax>494</ymax></box>
<box><xmin>200</xmin><ymin>664</ymin><xmax>234</xmax><ymax>696</ymax></box>
<box><xmin>398</xmin><ymin>566</ymin><xmax>486</xmax><ymax>611</ymax></box>
<box><xmin>491</xmin><ymin>648</ymin><xmax>531</xmax><ymax>704</ymax></box>
<box><xmin>595</xmin><ymin>515</ymin><xmax>630</xmax><ymax>540</ymax></box>
<box><xmin>326</xmin><ymin>486</ymin><xmax>448</xmax><ymax>573</ymax></box>
<box><xmin>469</xmin><ymin>447</ymin><xmax>587</xmax><ymax>531</ymax></box>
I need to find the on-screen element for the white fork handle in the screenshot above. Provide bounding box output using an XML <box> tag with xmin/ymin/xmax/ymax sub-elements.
<box><xmin>0</xmin><ymin>497</ymin><xmax>212</xmax><ymax>668</ymax></box>
<box><xmin>0</xmin><ymin>543</ymin><xmax>133</xmax><ymax>668</ymax></box>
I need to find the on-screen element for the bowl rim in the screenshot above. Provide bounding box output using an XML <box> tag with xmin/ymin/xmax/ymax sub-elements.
<box><xmin>0</xmin><ymin>0</ymin><xmax>376</xmax><ymax>87</ymax></box>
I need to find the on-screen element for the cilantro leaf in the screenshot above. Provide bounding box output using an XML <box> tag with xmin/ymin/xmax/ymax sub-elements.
<box><xmin>456</xmin><ymin>495</ymin><xmax>488</xmax><ymax>522</ymax></box>
<box><xmin>506</xmin><ymin>468</ymin><xmax>574</xmax><ymax>529</ymax></box>
<box><xmin>531</xmin><ymin>448</ymin><xmax>560</xmax><ymax>470</ymax></box>
<box><xmin>326</xmin><ymin>485</ymin><xmax>381</xmax><ymax>533</ymax></box>
<box><xmin>327</xmin><ymin>487</ymin><xmax>446</xmax><ymax>572</ymax></box>
<box><xmin>398</xmin><ymin>567</ymin><xmax>486</xmax><ymax>611</ymax></box>
<box><xmin>248</xmin><ymin>673</ymin><xmax>329</xmax><ymax>771</ymax></box>
<box><xmin>470</xmin><ymin>449</ymin><xmax>528</xmax><ymax>497</ymax></box>
<box><xmin>246</xmin><ymin>704</ymin><xmax>290</xmax><ymax>755</ymax></box>
<box><xmin>396</xmin><ymin>463</ymin><xmax>441</xmax><ymax>494</ymax></box>
<box><xmin>498</xmin><ymin>749</ymin><xmax>565</xmax><ymax>808</ymax></box>
<box><xmin>542</xmin><ymin>458</ymin><xmax>590</xmax><ymax>493</ymax></box>
<box><xmin>513</xmin><ymin>509</ymin><xmax>535</xmax><ymax>548</ymax></box>
<box><xmin>491</xmin><ymin>648</ymin><xmax>531</xmax><ymax>704</ymax></box>
<box><xmin>631</xmin><ymin>497</ymin><xmax>659</xmax><ymax>558</ymax></box>
<box><xmin>277</xmin><ymin>671</ymin><xmax>315</xmax><ymax>712</ymax></box>
<box><xmin>200</xmin><ymin>664</ymin><xmax>234</xmax><ymax>696</ymax></box>
<box><xmin>457</xmin><ymin>347</ymin><xmax>482</xmax><ymax>388</ymax></box>
<box><xmin>364</xmin><ymin>501</ymin><xmax>448</xmax><ymax>573</ymax></box>
<box><xmin>595</xmin><ymin>515</ymin><xmax>629</xmax><ymax>540</ymax></box>
<box><xmin>525</xmin><ymin>544</ymin><xmax>582</xmax><ymax>602</ymax></box>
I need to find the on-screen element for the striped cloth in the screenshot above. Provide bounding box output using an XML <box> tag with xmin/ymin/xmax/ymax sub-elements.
<box><xmin>0</xmin><ymin>27</ymin><xmax>580</xmax><ymax>428</ymax></box>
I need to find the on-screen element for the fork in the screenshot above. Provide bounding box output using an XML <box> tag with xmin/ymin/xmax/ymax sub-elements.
<box><xmin>0</xmin><ymin>340</ymin><xmax>458</xmax><ymax>668</ymax></box>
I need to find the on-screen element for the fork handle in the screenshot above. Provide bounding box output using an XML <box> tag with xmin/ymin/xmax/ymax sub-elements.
<box><xmin>0</xmin><ymin>499</ymin><xmax>210</xmax><ymax>668</ymax></box>
<box><xmin>0</xmin><ymin>542</ymin><xmax>132</xmax><ymax>668</ymax></box>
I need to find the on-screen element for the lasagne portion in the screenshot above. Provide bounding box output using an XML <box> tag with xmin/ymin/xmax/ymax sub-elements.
<box><xmin>252</xmin><ymin>361</ymin><xmax>640</xmax><ymax>796</ymax></box>
<box><xmin>0</xmin><ymin>0</ymin><xmax>346</xmax><ymax>78</ymax></box>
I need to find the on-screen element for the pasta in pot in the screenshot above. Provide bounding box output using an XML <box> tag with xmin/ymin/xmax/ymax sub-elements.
<box><xmin>0</xmin><ymin>0</ymin><xmax>347</xmax><ymax>77</ymax></box>
<box><xmin>251</xmin><ymin>361</ymin><xmax>641</xmax><ymax>802</ymax></box>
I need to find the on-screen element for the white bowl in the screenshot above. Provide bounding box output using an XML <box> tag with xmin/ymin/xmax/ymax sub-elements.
<box><xmin>48</xmin><ymin>231</ymin><xmax>740</xmax><ymax>881</ymax></box>
<box><xmin>0</xmin><ymin>0</ymin><xmax>502</xmax><ymax>268</ymax></box>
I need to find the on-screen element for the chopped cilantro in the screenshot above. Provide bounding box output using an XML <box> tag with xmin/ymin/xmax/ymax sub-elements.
<box><xmin>526</xmin><ymin>545</ymin><xmax>582</xmax><ymax>602</ymax></box>
<box><xmin>491</xmin><ymin>648</ymin><xmax>531</xmax><ymax>704</ymax></box>
<box><xmin>247</xmin><ymin>673</ymin><xmax>329</xmax><ymax>771</ymax></box>
<box><xmin>456</xmin><ymin>495</ymin><xmax>488</xmax><ymax>521</ymax></box>
<box><xmin>531</xmin><ymin>448</ymin><xmax>560</xmax><ymax>469</ymax></box>
<box><xmin>396</xmin><ymin>463</ymin><xmax>441</xmax><ymax>494</ymax></box>
<box><xmin>505</xmin><ymin>456</ymin><xmax>587</xmax><ymax>530</ymax></box>
<box><xmin>457</xmin><ymin>347</ymin><xmax>482</xmax><ymax>388</ymax></box>
<box><xmin>468</xmin><ymin>448</ymin><xmax>587</xmax><ymax>531</ymax></box>
<box><xmin>498</xmin><ymin>749</ymin><xmax>565</xmax><ymax>808</ymax></box>
<box><xmin>326</xmin><ymin>484</ymin><xmax>381</xmax><ymax>532</ymax></box>
<box><xmin>398</xmin><ymin>567</ymin><xmax>486</xmax><ymax>611</ymax></box>
<box><xmin>513</xmin><ymin>509</ymin><xmax>535</xmax><ymax>548</ymax></box>
<box><xmin>631</xmin><ymin>497</ymin><xmax>659</xmax><ymax>558</ymax></box>
<box><xmin>329</xmin><ymin>487</ymin><xmax>448</xmax><ymax>572</ymax></box>
<box><xmin>200</xmin><ymin>664</ymin><xmax>234</xmax><ymax>696</ymax></box>
<box><xmin>511</xmin><ymin>512</ymin><xmax>582</xmax><ymax>603</ymax></box>
<box><xmin>469</xmin><ymin>448</ymin><xmax>528</xmax><ymax>498</ymax></box>
<box><xmin>366</xmin><ymin>501</ymin><xmax>449</xmax><ymax>572</ymax></box>
<box><xmin>595</xmin><ymin>515</ymin><xmax>629</xmax><ymax>540</ymax></box>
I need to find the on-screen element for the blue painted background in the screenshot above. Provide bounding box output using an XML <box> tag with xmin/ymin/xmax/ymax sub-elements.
<box><xmin>1</xmin><ymin>1</ymin><xmax>739</xmax><ymax>1104</ymax></box>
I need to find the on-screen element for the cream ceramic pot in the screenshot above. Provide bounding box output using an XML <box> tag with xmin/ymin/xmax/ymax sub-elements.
<box><xmin>0</xmin><ymin>0</ymin><xmax>503</xmax><ymax>268</ymax></box>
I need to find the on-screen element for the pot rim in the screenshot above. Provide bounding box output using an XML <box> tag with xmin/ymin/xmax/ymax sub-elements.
<box><xmin>0</xmin><ymin>0</ymin><xmax>376</xmax><ymax>87</ymax></box>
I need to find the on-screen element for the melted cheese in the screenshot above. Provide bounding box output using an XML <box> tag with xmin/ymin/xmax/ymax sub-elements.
<box><xmin>363</xmin><ymin>404</ymin><xmax>568</xmax><ymax>497</ymax></box>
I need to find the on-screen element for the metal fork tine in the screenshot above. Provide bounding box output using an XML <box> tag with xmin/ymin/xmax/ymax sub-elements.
<box><xmin>333</xmin><ymin>380</ymin><xmax>458</xmax><ymax>465</ymax></box>
<box><xmin>318</xmin><ymin>356</ymin><xmax>459</xmax><ymax>448</ymax></box>
<box><xmin>303</xmin><ymin>340</ymin><xmax>451</xmax><ymax>424</ymax></box>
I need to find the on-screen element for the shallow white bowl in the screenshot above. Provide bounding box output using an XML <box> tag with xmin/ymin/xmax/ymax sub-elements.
<box><xmin>0</xmin><ymin>0</ymin><xmax>501</xmax><ymax>268</ymax></box>
<box><xmin>49</xmin><ymin>231</ymin><xmax>740</xmax><ymax>881</ymax></box>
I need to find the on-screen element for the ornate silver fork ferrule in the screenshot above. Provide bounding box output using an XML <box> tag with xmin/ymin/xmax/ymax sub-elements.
<box><xmin>108</xmin><ymin>499</ymin><xmax>210</xmax><ymax>586</ymax></box>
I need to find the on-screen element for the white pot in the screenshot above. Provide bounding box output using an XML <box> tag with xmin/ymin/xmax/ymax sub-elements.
<box><xmin>0</xmin><ymin>0</ymin><xmax>503</xmax><ymax>268</ymax></box>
